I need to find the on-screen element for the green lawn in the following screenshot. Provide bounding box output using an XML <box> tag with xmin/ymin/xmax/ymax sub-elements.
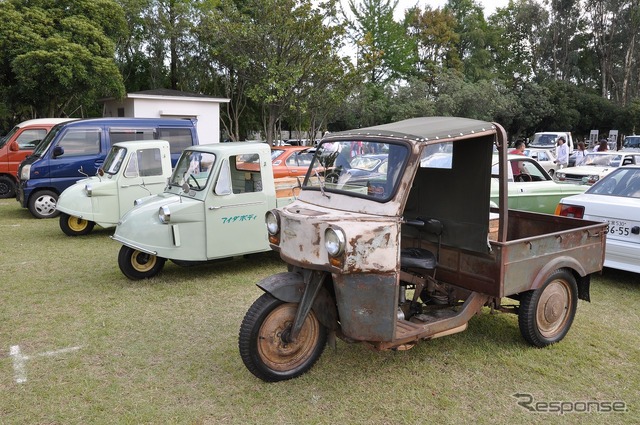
<box><xmin>0</xmin><ymin>198</ymin><xmax>638</xmax><ymax>424</ymax></box>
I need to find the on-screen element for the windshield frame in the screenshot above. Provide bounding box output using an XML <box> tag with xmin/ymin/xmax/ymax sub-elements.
<box><xmin>303</xmin><ymin>139</ymin><xmax>411</xmax><ymax>203</ymax></box>
<box><xmin>31</xmin><ymin>124</ymin><xmax>66</xmax><ymax>157</ymax></box>
<box><xmin>101</xmin><ymin>145</ymin><xmax>128</xmax><ymax>176</ymax></box>
<box><xmin>168</xmin><ymin>150</ymin><xmax>216</xmax><ymax>193</ymax></box>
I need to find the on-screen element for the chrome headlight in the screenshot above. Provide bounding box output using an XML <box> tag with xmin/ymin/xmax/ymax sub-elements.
<box><xmin>556</xmin><ymin>172</ymin><xmax>565</xmax><ymax>181</ymax></box>
<box><xmin>588</xmin><ymin>175</ymin><xmax>600</xmax><ymax>184</ymax></box>
<box><xmin>134</xmin><ymin>198</ymin><xmax>144</xmax><ymax>206</ymax></box>
<box><xmin>159</xmin><ymin>205</ymin><xmax>171</xmax><ymax>224</ymax></box>
<box><xmin>20</xmin><ymin>164</ymin><xmax>31</xmax><ymax>180</ymax></box>
<box><xmin>84</xmin><ymin>184</ymin><xmax>93</xmax><ymax>197</ymax></box>
<box><xmin>324</xmin><ymin>227</ymin><xmax>346</xmax><ymax>257</ymax></box>
<box><xmin>265</xmin><ymin>210</ymin><xmax>280</xmax><ymax>235</ymax></box>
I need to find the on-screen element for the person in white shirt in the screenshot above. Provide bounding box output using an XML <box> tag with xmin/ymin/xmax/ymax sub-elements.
<box><xmin>555</xmin><ymin>137</ymin><xmax>569</xmax><ymax>168</ymax></box>
<box><xmin>574</xmin><ymin>142</ymin><xmax>587</xmax><ymax>166</ymax></box>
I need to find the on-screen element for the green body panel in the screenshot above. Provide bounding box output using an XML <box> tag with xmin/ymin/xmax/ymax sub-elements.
<box><xmin>112</xmin><ymin>142</ymin><xmax>297</xmax><ymax>261</ymax></box>
<box><xmin>56</xmin><ymin>140</ymin><xmax>172</xmax><ymax>228</ymax></box>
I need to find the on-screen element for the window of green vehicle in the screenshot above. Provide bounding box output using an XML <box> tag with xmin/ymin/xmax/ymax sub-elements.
<box><xmin>230</xmin><ymin>154</ymin><xmax>263</xmax><ymax>193</ymax></box>
<box><xmin>103</xmin><ymin>146</ymin><xmax>127</xmax><ymax>175</ymax></box>
<box><xmin>170</xmin><ymin>150</ymin><xmax>216</xmax><ymax>191</ymax></box>
<box><xmin>123</xmin><ymin>148</ymin><xmax>164</xmax><ymax>178</ymax></box>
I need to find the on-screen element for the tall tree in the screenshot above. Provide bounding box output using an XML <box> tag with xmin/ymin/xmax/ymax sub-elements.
<box><xmin>488</xmin><ymin>0</ymin><xmax>549</xmax><ymax>83</ymax></box>
<box><xmin>142</xmin><ymin>0</ymin><xmax>197</xmax><ymax>90</ymax></box>
<box><xmin>346</xmin><ymin>0</ymin><xmax>417</xmax><ymax>85</ymax></box>
<box><xmin>0</xmin><ymin>0</ymin><xmax>127</xmax><ymax>122</ymax></box>
<box><xmin>405</xmin><ymin>5</ymin><xmax>462</xmax><ymax>89</ymax></box>
<box><xmin>545</xmin><ymin>0</ymin><xmax>583</xmax><ymax>81</ymax></box>
<box><xmin>199</xmin><ymin>0</ymin><xmax>351</xmax><ymax>144</ymax></box>
<box><xmin>444</xmin><ymin>0</ymin><xmax>493</xmax><ymax>82</ymax></box>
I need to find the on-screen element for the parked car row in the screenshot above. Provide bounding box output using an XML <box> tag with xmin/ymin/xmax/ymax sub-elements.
<box><xmin>15</xmin><ymin>117</ymin><xmax>200</xmax><ymax>218</ymax></box>
<box><xmin>2</xmin><ymin>118</ymin><xmax>637</xmax><ymax>281</ymax></box>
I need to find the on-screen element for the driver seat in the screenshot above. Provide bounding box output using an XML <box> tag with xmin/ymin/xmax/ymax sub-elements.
<box><xmin>400</xmin><ymin>218</ymin><xmax>444</xmax><ymax>304</ymax></box>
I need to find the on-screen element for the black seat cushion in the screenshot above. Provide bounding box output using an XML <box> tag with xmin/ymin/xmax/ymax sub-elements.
<box><xmin>401</xmin><ymin>248</ymin><xmax>436</xmax><ymax>270</ymax></box>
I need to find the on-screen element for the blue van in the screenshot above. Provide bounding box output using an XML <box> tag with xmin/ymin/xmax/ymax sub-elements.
<box><xmin>17</xmin><ymin>117</ymin><xmax>199</xmax><ymax>218</ymax></box>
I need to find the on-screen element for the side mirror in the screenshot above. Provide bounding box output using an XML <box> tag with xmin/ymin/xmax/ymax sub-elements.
<box><xmin>9</xmin><ymin>141</ymin><xmax>19</xmax><ymax>152</ymax></box>
<box><xmin>53</xmin><ymin>146</ymin><xmax>64</xmax><ymax>158</ymax></box>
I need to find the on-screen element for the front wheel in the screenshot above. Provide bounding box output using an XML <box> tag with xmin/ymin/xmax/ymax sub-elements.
<box><xmin>239</xmin><ymin>293</ymin><xmax>327</xmax><ymax>382</ymax></box>
<box><xmin>518</xmin><ymin>269</ymin><xmax>578</xmax><ymax>347</ymax></box>
<box><xmin>28</xmin><ymin>190</ymin><xmax>59</xmax><ymax>218</ymax></box>
<box><xmin>59</xmin><ymin>213</ymin><xmax>95</xmax><ymax>236</ymax></box>
<box><xmin>118</xmin><ymin>245</ymin><xmax>166</xmax><ymax>280</ymax></box>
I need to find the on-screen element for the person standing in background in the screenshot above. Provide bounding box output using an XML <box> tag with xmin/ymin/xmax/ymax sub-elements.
<box><xmin>555</xmin><ymin>137</ymin><xmax>569</xmax><ymax>168</ymax></box>
<box><xmin>574</xmin><ymin>142</ymin><xmax>587</xmax><ymax>166</ymax></box>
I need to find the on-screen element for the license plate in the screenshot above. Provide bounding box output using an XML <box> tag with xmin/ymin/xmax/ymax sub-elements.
<box><xmin>606</xmin><ymin>220</ymin><xmax>634</xmax><ymax>238</ymax></box>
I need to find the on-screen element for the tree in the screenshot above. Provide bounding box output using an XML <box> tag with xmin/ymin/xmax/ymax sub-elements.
<box><xmin>488</xmin><ymin>0</ymin><xmax>549</xmax><ymax>83</ymax></box>
<box><xmin>405</xmin><ymin>5</ymin><xmax>462</xmax><ymax>88</ymax></box>
<box><xmin>444</xmin><ymin>0</ymin><xmax>493</xmax><ymax>82</ymax></box>
<box><xmin>0</xmin><ymin>0</ymin><xmax>126</xmax><ymax>122</ymax></box>
<box><xmin>346</xmin><ymin>0</ymin><xmax>417</xmax><ymax>85</ymax></box>
<box><xmin>434</xmin><ymin>70</ymin><xmax>518</xmax><ymax>121</ymax></box>
<box><xmin>199</xmin><ymin>0</ymin><xmax>351</xmax><ymax>144</ymax></box>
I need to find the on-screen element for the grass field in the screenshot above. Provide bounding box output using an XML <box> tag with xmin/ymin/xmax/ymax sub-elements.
<box><xmin>0</xmin><ymin>198</ymin><xmax>638</xmax><ymax>424</ymax></box>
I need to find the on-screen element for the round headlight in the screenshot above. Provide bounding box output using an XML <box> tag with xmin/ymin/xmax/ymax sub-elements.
<box><xmin>324</xmin><ymin>227</ymin><xmax>345</xmax><ymax>257</ymax></box>
<box><xmin>84</xmin><ymin>184</ymin><xmax>93</xmax><ymax>197</ymax></box>
<box><xmin>265</xmin><ymin>210</ymin><xmax>280</xmax><ymax>235</ymax></box>
<box><xmin>159</xmin><ymin>205</ymin><xmax>171</xmax><ymax>224</ymax></box>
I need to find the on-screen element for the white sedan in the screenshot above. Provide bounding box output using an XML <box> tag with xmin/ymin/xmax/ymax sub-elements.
<box><xmin>523</xmin><ymin>148</ymin><xmax>559</xmax><ymax>176</ymax></box>
<box><xmin>556</xmin><ymin>166</ymin><xmax>640</xmax><ymax>273</ymax></box>
<box><xmin>555</xmin><ymin>151</ymin><xmax>640</xmax><ymax>184</ymax></box>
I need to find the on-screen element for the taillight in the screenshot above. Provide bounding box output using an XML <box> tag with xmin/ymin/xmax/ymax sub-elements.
<box><xmin>555</xmin><ymin>203</ymin><xmax>585</xmax><ymax>218</ymax></box>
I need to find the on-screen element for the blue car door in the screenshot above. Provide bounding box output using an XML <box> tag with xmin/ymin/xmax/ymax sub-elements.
<box><xmin>49</xmin><ymin>126</ymin><xmax>103</xmax><ymax>193</ymax></box>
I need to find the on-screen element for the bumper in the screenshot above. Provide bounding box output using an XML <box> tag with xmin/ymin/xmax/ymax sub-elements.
<box><xmin>605</xmin><ymin>239</ymin><xmax>640</xmax><ymax>273</ymax></box>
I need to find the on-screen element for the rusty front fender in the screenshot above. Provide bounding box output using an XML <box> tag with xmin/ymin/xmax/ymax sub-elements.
<box><xmin>257</xmin><ymin>271</ymin><xmax>338</xmax><ymax>330</ymax></box>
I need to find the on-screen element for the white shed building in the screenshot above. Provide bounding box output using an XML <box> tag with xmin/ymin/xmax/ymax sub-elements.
<box><xmin>101</xmin><ymin>89</ymin><xmax>229</xmax><ymax>144</ymax></box>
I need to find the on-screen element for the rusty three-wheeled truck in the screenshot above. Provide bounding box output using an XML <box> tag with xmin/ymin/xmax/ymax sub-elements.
<box><xmin>238</xmin><ymin>117</ymin><xmax>607</xmax><ymax>382</ymax></box>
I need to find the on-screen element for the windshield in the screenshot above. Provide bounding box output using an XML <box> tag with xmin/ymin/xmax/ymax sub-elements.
<box><xmin>583</xmin><ymin>153</ymin><xmax>622</xmax><ymax>167</ymax></box>
<box><xmin>169</xmin><ymin>150</ymin><xmax>216</xmax><ymax>191</ymax></box>
<box><xmin>587</xmin><ymin>168</ymin><xmax>640</xmax><ymax>198</ymax></box>
<box><xmin>271</xmin><ymin>149</ymin><xmax>286</xmax><ymax>161</ymax></box>
<box><xmin>623</xmin><ymin>136</ymin><xmax>640</xmax><ymax>149</ymax></box>
<box><xmin>102</xmin><ymin>146</ymin><xmax>127</xmax><ymax>175</ymax></box>
<box><xmin>530</xmin><ymin>133</ymin><xmax>560</xmax><ymax>147</ymax></box>
<box><xmin>32</xmin><ymin>124</ymin><xmax>65</xmax><ymax>157</ymax></box>
<box><xmin>304</xmin><ymin>140</ymin><xmax>409</xmax><ymax>201</ymax></box>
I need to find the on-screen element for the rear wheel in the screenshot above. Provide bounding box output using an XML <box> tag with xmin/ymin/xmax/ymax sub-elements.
<box><xmin>118</xmin><ymin>245</ymin><xmax>166</xmax><ymax>280</ymax></box>
<box><xmin>239</xmin><ymin>293</ymin><xmax>327</xmax><ymax>382</ymax></box>
<box><xmin>59</xmin><ymin>213</ymin><xmax>95</xmax><ymax>236</ymax></box>
<box><xmin>518</xmin><ymin>269</ymin><xmax>578</xmax><ymax>347</ymax></box>
<box><xmin>0</xmin><ymin>176</ymin><xmax>16</xmax><ymax>199</ymax></box>
<box><xmin>28</xmin><ymin>190</ymin><xmax>59</xmax><ymax>218</ymax></box>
